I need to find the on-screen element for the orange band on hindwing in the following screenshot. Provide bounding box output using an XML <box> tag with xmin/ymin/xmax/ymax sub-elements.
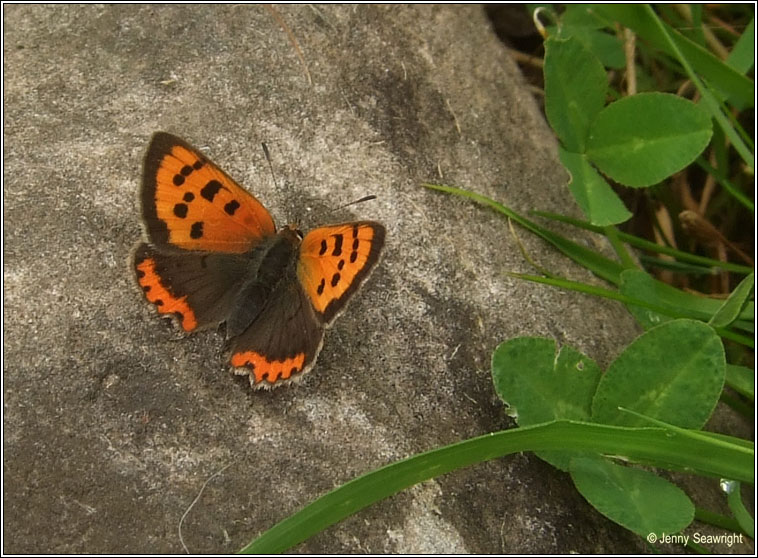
<box><xmin>231</xmin><ymin>351</ymin><xmax>306</xmax><ymax>386</ymax></box>
<box><xmin>135</xmin><ymin>256</ymin><xmax>198</xmax><ymax>331</ymax></box>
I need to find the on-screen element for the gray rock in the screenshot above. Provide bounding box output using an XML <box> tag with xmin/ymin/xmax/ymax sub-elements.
<box><xmin>5</xmin><ymin>4</ymin><xmax>649</xmax><ymax>553</ymax></box>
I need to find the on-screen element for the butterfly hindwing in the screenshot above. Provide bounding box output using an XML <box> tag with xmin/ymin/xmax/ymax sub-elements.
<box><xmin>141</xmin><ymin>132</ymin><xmax>276</xmax><ymax>253</ymax></box>
<box><xmin>297</xmin><ymin>221</ymin><xmax>386</xmax><ymax>324</ymax></box>
<box><xmin>133</xmin><ymin>243</ymin><xmax>253</xmax><ymax>332</ymax></box>
<box><xmin>230</xmin><ymin>276</ymin><xmax>325</xmax><ymax>389</ymax></box>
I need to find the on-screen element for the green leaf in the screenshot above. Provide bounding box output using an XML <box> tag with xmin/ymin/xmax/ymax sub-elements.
<box><xmin>694</xmin><ymin>508</ymin><xmax>748</xmax><ymax>537</ymax></box>
<box><xmin>710</xmin><ymin>273</ymin><xmax>754</xmax><ymax>329</ymax></box>
<box><xmin>544</xmin><ymin>36</ymin><xmax>608</xmax><ymax>152</ymax></box>
<box><xmin>570</xmin><ymin>457</ymin><xmax>694</xmax><ymax>537</ymax></box>
<box><xmin>548</xmin><ymin>24</ymin><xmax>626</xmax><ymax>70</ymax></box>
<box><xmin>491</xmin><ymin>338</ymin><xmax>602</xmax><ymax>470</ymax></box>
<box><xmin>552</xmin><ymin>5</ymin><xmax>626</xmax><ymax>69</ymax></box>
<box><xmin>491</xmin><ymin>338</ymin><xmax>602</xmax><ymax>424</ymax></box>
<box><xmin>592</xmin><ymin>5</ymin><xmax>753</xmax><ymax>170</ymax></box>
<box><xmin>560</xmin><ymin>4</ymin><xmax>609</xmax><ymax>28</ymax></box>
<box><xmin>590</xmin><ymin>5</ymin><xmax>754</xmax><ymax>109</ymax></box>
<box><xmin>510</xmin><ymin>271</ymin><xmax>753</xmax><ymax>348</ymax></box>
<box><xmin>581</xmin><ymin>28</ymin><xmax>626</xmax><ymax>70</ymax></box>
<box><xmin>592</xmin><ymin>319</ymin><xmax>725</xmax><ymax>428</ymax></box>
<box><xmin>558</xmin><ymin>147</ymin><xmax>632</xmax><ymax>226</ymax></box>
<box><xmin>586</xmin><ymin>92</ymin><xmax>713</xmax><ymax>187</ymax></box>
<box><xmin>620</xmin><ymin>269</ymin><xmax>710</xmax><ymax>328</ymax></box>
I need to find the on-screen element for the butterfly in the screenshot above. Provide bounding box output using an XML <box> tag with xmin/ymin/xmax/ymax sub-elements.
<box><xmin>132</xmin><ymin>132</ymin><xmax>385</xmax><ymax>389</ymax></box>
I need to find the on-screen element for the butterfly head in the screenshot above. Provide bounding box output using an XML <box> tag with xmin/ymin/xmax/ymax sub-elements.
<box><xmin>280</xmin><ymin>223</ymin><xmax>304</xmax><ymax>244</ymax></box>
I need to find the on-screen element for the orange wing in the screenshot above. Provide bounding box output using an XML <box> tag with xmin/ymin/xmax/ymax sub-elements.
<box><xmin>297</xmin><ymin>221</ymin><xmax>385</xmax><ymax>324</ymax></box>
<box><xmin>141</xmin><ymin>132</ymin><xmax>276</xmax><ymax>253</ymax></box>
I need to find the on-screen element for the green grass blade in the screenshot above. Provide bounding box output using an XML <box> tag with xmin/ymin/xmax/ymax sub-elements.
<box><xmin>695</xmin><ymin>156</ymin><xmax>754</xmax><ymax>212</ymax></box>
<box><xmin>532</xmin><ymin>210</ymin><xmax>754</xmax><ymax>275</ymax></box>
<box><xmin>726</xmin><ymin>482</ymin><xmax>755</xmax><ymax>538</ymax></box>
<box><xmin>636</xmin><ymin>255</ymin><xmax>727</xmax><ymax>275</ymax></box>
<box><xmin>726</xmin><ymin>16</ymin><xmax>755</xmax><ymax>74</ymax></box>
<box><xmin>423</xmin><ymin>183</ymin><xmax>625</xmax><ymax>284</ymax></box>
<box><xmin>709</xmin><ymin>273</ymin><xmax>754</xmax><ymax>329</ymax></box>
<box><xmin>510</xmin><ymin>272</ymin><xmax>711</xmax><ymax>321</ymax></box>
<box><xmin>725</xmin><ymin>364</ymin><xmax>754</xmax><ymax>401</ymax></box>
<box><xmin>510</xmin><ymin>272</ymin><xmax>753</xmax><ymax>347</ymax></box>
<box><xmin>604</xmin><ymin>225</ymin><xmax>636</xmax><ymax>269</ymax></box>
<box><xmin>714</xmin><ymin>328</ymin><xmax>754</xmax><ymax>348</ymax></box>
<box><xmin>695</xmin><ymin>507</ymin><xmax>749</xmax><ymax>536</ymax></box>
<box><xmin>239</xmin><ymin>421</ymin><xmax>753</xmax><ymax>553</ymax></box>
<box><xmin>591</xmin><ymin>5</ymin><xmax>754</xmax><ymax>109</ymax></box>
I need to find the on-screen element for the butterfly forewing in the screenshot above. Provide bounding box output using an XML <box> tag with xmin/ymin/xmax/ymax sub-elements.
<box><xmin>141</xmin><ymin>132</ymin><xmax>276</xmax><ymax>253</ymax></box>
<box><xmin>297</xmin><ymin>221</ymin><xmax>386</xmax><ymax>324</ymax></box>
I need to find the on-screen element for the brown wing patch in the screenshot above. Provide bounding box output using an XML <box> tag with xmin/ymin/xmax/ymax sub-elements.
<box><xmin>229</xmin><ymin>280</ymin><xmax>325</xmax><ymax>389</ymax></box>
<box><xmin>132</xmin><ymin>243</ymin><xmax>255</xmax><ymax>333</ymax></box>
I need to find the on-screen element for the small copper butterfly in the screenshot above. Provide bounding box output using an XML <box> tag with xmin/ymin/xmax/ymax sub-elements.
<box><xmin>132</xmin><ymin>132</ymin><xmax>385</xmax><ymax>389</ymax></box>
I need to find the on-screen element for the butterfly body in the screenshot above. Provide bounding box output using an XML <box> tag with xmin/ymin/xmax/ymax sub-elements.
<box><xmin>133</xmin><ymin>133</ymin><xmax>385</xmax><ymax>389</ymax></box>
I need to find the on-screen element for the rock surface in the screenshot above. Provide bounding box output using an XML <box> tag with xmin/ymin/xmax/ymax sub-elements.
<box><xmin>5</xmin><ymin>4</ymin><xmax>659</xmax><ymax>553</ymax></box>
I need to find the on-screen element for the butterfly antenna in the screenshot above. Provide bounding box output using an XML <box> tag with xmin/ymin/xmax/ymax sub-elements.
<box><xmin>329</xmin><ymin>195</ymin><xmax>377</xmax><ymax>215</ymax></box>
<box><xmin>261</xmin><ymin>142</ymin><xmax>279</xmax><ymax>190</ymax></box>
